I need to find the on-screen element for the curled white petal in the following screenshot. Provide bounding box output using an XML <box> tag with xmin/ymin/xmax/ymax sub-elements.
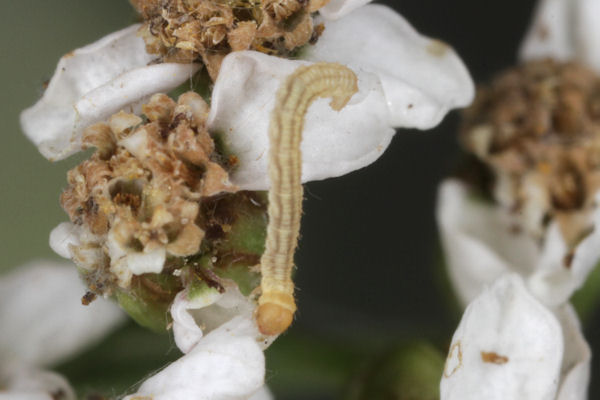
<box><xmin>528</xmin><ymin>193</ymin><xmax>600</xmax><ymax>307</ymax></box>
<box><xmin>520</xmin><ymin>0</ymin><xmax>600</xmax><ymax>72</ymax></box>
<box><xmin>105</xmin><ymin>230</ymin><xmax>166</xmax><ymax>287</ymax></box>
<box><xmin>123</xmin><ymin>316</ymin><xmax>265</xmax><ymax>400</ymax></box>
<box><xmin>318</xmin><ymin>0</ymin><xmax>373</xmax><ymax>20</ymax></box>
<box><xmin>0</xmin><ymin>261</ymin><xmax>125</xmax><ymax>366</ymax></box>
<box><xmin>208</xmin><ymin>50</ymin><xmax>394</xmax><ymax>190</ymax></box>
<box><xmin>171</xmin><ymin>288</ymin><xmax>222</xmax><ymax>353</ymax></box>
<box><xmin>555</xmin><ymin>305</ymin><xmax>591</xmax><ymax>400</ymax></box>
<box><xmin>436</xmin><ymin>180</ymin><xmax>538</xmax><ymax>305</ymax></box>
<box><xmin>0</xmin><ymin>364</ymin><xmax>75</xmax><ymax>400</ymax></box>
<box><xmin>49</xmin><ymin>222</ymin><xmax>81</xmax><ymax>259</ymax></box>
<box><xmin>171</xmin><ymin>282</ymin><xmax>271</xmax><ymax>354</ymax></box>
<box><xmin>20</xmin><ymin>24</ymin><xmax>199</xmax><ymax>161</ymax></box>
<box><xmin>440</xmin><ymin>274</ymin><xmax>563</xmax><ymax>400</ymax></box>
<box><xmin>437</xmin><ymin>179</ymin><xmax>600</xmax><ymax>307</ymax></box>
<box><xmin>307</xmin><ymin>4</ymin><xmax>474</xmax><ymax>128</ymax></box>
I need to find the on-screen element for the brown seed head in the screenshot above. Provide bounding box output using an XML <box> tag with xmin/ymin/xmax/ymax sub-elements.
<box><xmin>461</xmin><ymin>59</ymin><xmax>600</xmax><ymax>244</ymax></box>
<box><xmin>61</xmin><ymin>91</ymin><xmax>237</xmax><ymax>289</ymax></box>
<box><xmin>131</xmin><ymin>0</ymin><xmax>328</xmax><ymax>79</ymax></box>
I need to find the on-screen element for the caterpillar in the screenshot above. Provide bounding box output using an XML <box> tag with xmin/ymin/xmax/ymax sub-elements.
<box><xmin>256</xmin><ymin>62</ymin><xmax>359</xmax><ymax>335</ymax></box>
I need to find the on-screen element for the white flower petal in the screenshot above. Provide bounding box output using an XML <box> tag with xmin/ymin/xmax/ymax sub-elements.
<box><xmin>528</xmin><ymin>192</ymin><xmax>600</xmax><ymax>307</ymax></box>
<box><xmin>554</xmin><ymin>304</ymin><xmax>591</xmax><ymax>400</ymax></box>
<box><xmin>520</xmin><ymin>0</ymin><xmax>600</xmax><ymax>72</ymax></box>
<box><xmin>20</xmin><ymin>24</ymin><xmax>199</xmax><ymax>161</ymax></box>
<box><xmin>318</xmin><ymin>0</ymin><xmax>373</xmax><ymax>20</ymax></box>
<box><xmin>574</xmin><ymin>0</ymin><xmax>600</xmax><ymax>72</ymax></box>
<box><xmin>171</xmin><ymin>282</ymin><xmax>272</xmax><ymax>354</ymax></box>
<box><xmin>440</xmin><ymin>274</ymin><xmax>563</xmax><ymax>400</ymax></box>
<box><xmin>49</xmin><ymin>222</ymin><xmax>81</xmax><ymax>260</ymax></box>
<box><xmin>104</xmin><ymin>229</ymin><xmax>167</xmax><ymax>287</ymax></box>
<box><xmin>307</xmin><ymin>4</ymin><xmax>474</xmax><ymax>129</ymax></box>
<box><xmin>436</xmin><ymin>180</ymin><xmax>539</xmax><ymax>305</ymax></box>
<box><xmin>171</xmin><ymin>288</ymin><xmax>222</xmax><ymax>353</ymax></box>
<box><xmin>123</xmin><ymin>316</ymin><xmax>265</xmax><ymax>400</ymax></box>
<box><xmin>208</xmin><ymin>50</ymin><xmax>394</xmax><ymax>190</ymax></box>
<box><xmin>0</xmin><ymin>364</ymin><xmax>75</xmax><ymax>400</ymax></box>
<box><xmin>0</xmin><ymin>261</ymin><xmax>125</xmax><ymax>366</ymax></box>
<box><xmin>519</xmin><ymin>0</ymin><xmax>576</xmax><ymax>63</ymax></box>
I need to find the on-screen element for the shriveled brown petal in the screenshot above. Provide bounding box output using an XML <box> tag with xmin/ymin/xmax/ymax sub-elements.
<box><xmin>283</xmin><ymin>14</ymin><xmax>313</xmax><ymax>50</ymax></box>
<box><xmin>109</xmin><ymin>111</ymin><xmax>143</xmax><ymax>139</ymax></box>
<box><xmin>202</xmin><ymin>162</ymin><xmax>237</xmax><ymax>197</ymax></box>
<box><xmin>167</xmin><ymin>223</ymin><xmax>205</xmax><ymax>256</ymax></box>
<box><xmin>228</xmin><ymin>21</ymin><xmax>258</xmax><ymax>52</ymax></box>
<box><xmin>143</xmin><ymin>93</ymin><xmax>177</xmax><ymax>123</ymax></box>
<box><xmin>82</xmin><ymin>123</ymin><xmax>116</xmax><ymax>159</ymax></box>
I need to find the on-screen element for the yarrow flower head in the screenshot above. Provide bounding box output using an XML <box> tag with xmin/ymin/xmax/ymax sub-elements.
<box><xmin>438</xmin><ymin>0</ymin><xmax>600</xmax><ymax>398</ymax></box>
<box><xmin>18</xmin><ymin>0</ymin><xmax>474</xmax><ymax>398</ymax></box>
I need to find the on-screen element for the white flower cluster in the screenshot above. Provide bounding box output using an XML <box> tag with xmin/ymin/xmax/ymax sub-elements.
<box><xmin>8</xmin><ymin>0</ymin><xmax>473</xmax><ymax>399</ymax></box>
<box><xmin>438</xmin><ymin>183</ymin><xmax>593</xmax><ymax>400</ymax></box>
<box><xmin>438</xmin><ymin>1</ymin><xmax>600</xmax><ymax>398</ymax></box>
<box><xmin>0</xmin><ymin>261</ymin><xmax>124</xmax><ymax>400</ymax></box>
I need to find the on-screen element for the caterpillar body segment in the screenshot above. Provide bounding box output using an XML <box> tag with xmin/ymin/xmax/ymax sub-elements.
<box><xmin>256</xmin><ymin>63</ymin><xmax>358</xmax><ymax>336</ymax></box>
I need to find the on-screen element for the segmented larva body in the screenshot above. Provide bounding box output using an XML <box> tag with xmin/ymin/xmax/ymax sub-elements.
<box><xmin>256</xmin><ymin>63</ymin><xmax>358</xmax><ymax>335</ymax></box>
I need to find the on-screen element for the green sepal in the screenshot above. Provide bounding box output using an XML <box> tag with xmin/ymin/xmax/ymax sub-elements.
<box><xmin>214</xmin><ymin>192</ymin><xmax>268</xmax><ymax>256</ymax></box>
<box><xmin>115</xmin><ymin>273</ymin><xmax>183</xmax><ymax>333</ymax></box>
<box><xmin>214</xmin><ymin>262</ymin><xmax>260</xmax><ymax>297</ymax></box>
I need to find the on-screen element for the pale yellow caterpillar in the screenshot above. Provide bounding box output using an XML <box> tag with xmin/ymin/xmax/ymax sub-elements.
<box><xmin>256</xmin><ymin>63</ymin><xmax>358</xmax><ymax>335</ymax></box>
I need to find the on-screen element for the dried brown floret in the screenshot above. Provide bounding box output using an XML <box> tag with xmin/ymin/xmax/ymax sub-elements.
<box><xmin>131</xmin><ymin>0</ymin><xmax>329</xmax><ymax>79</ymax></box>
<box><xmin>61</xmin><ymin>91</ymin><xmax>237</xmax><ymax>290</ymax></box>
<box><xmin>228</xmin><ymin>21</ymin><xmax>258</xmax><ymax>52</ymax></box>
<box><xmin>461</xmin><ymin>59</ymin><xmax>600</xmax><ymax>245</ymax></box>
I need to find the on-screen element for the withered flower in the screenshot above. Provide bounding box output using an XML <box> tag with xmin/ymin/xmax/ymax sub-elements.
<box><xmin>438</xmin><ymin>2</ymin><xmax>600</xmax><ymax>398</ymax></box>
<box><xmin>461</xmin><ymin>59</ymin><xmax>600</xmax><ymax>245</ymax></box>
<box><xmin>439</xmin><ymin>59</ymin><xmax>600</xmax><ymax>309</ymax></box>
<box><xmin>56</xmin><ymin>92</ymin><xmax>236</xmax><ymax>289</ymax></box>
<box><xmin>131</xmin><ymin>0</ymin><xmax>326</xmax><ymax>80</ymax></box>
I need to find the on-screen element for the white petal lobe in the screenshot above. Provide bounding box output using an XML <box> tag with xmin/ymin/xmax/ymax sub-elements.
<box><xmin>0</xmin><ymin>261</ymin><xmax>125</xmax><ymax>366</ymax></box>
<box><xmin>123</xmin><ymin>316</ymin><xmax>265</xmax><ymax>400</ymax></box>
<box><xmin>208</xmin><ymin>51</ymin><xmax>394</xmax><ymax>190</ymax></box>
<box><xmin>554</xmin><ymin>305</ymin><xmax>591</xmax><ymax>400</ymax></box>
<box><xmin>171</xmin><ymin>283</ymin><xmax>269</xmax><ymax>354</ymax></box>
<box><xmin>20</xmin><ymin>24</ymin><xmax>199</xmax><ymax>160</ymax></box>
<box><xmin>528</xmin><ymin>191</ymin><xmax>600</xmax><ymax>307</ymax></box>
<box><xmin>49</xmin><ymin>222</ymin><xmax>81</xmax><ymax>259</ymax></box>
<box><xmin>307</xmin><ymin>4</ymin><xmax>474</xmax><ymax>128</ymax></box>
<box><xmin>0</xmin><ymin>364</ymin><xmax>75</xmax><ymax>400</ymax></box>
<box><xmin>437</xmin><ymin>180</ymin><xmax>538</xmax><ymax>305</ymax></box>
<box><xmin>440</xmin><ymin>274</ymin><xmax>563</xmax><ymax>400</ymax></box>
<box><xmin>520</xmin><ymin>0</ymin><xmax>600</xmax><ymax>73</ymax></box>
<box><xmin>519</xmin><ymin>0</ymin><xmax>575</xmax><ymax>63</ymax></box>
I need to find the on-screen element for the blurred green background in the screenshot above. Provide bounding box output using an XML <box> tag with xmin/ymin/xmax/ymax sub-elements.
<box><xmin>3</xmin><ymin>1</ymin><xmax>599</xmax><ymax>399</ymax></box>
